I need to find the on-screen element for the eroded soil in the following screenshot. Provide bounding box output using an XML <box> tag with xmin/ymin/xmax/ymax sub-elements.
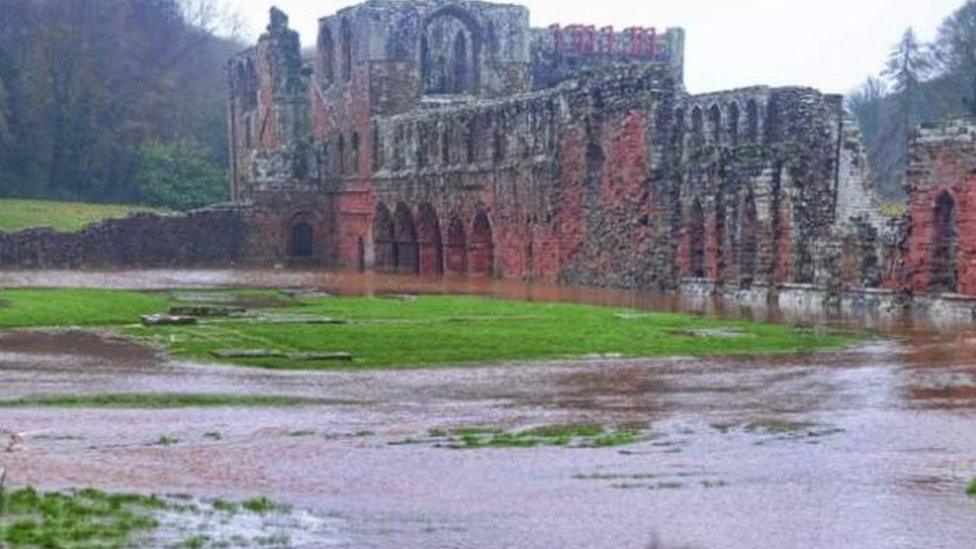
<box><xmin>0</xmin><ymin>271</ymin><xmax>974</xmax><ymax>548</ymax></box>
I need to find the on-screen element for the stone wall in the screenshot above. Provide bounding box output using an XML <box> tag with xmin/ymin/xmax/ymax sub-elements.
<box><xmin>0</xmin><ymin>208</ymin><xmax>251</xmax><ymax>270</ymax></box>
<box><xmin>905</xmin><ymin>120</ymin><xmax>976</xmax><ymax>296</ymax></box>
<box><xmin>224</xmin><ymin>2</ymin><xmax>874</xmax><ymax>296</ymax></box>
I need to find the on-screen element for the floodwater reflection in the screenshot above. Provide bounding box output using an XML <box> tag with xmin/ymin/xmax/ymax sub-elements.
<box><xmin>0</xmin><ymin>269</ymin><xmax>975</xmax><ymax>547</ymax></box>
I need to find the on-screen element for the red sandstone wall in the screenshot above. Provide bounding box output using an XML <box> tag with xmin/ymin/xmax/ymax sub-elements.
<box><xmin>906</xmin><ymin>142</ymin><xmax>976</xmax><ymax>295</ymax></box>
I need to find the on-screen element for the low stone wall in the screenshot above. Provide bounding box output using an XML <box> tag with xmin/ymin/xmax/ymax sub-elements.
<box><xmin>0</xmin><ymin>207</ymin><xmax>251</xmax><ymax>270</ymax></box>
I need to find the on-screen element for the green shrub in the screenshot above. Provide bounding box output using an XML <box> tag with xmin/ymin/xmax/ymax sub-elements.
<box><xmin>135</xmin><ymin>139</ymin><xmax>227</xmax><ymax>211</ymax></box>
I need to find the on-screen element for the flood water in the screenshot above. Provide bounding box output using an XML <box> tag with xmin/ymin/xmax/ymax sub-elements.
<box><xmin>0</xmin><ymin>269</ymin><xmax>975</xmax><ymax>548</ymax></box>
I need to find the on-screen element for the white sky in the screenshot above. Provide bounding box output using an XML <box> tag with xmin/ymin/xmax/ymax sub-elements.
<box><xmin>238</xmin><ymin>0</ymin><xmax>963</xmax><ymax>94</ymax></box>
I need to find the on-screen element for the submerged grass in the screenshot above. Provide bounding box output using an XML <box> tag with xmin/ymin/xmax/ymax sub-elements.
<box><xmin>0</xmin><ymin>486</ymin><xmax>162</xmax><ymax>548</ymax></box>
<box><xmin>425</xmin><ymin>424</ymin><xmax>646</xmax><ymax>449</ymax></box>
<box><xmin>0</xmin><ymin>393</ymin><xmax>328</xmax><ymax>409</ymax></box>
<box><xmin>0</xmin><ymin>486</ymin><xmax>293</xmax><ymax>548</ymax></box>
<box><xmin>0</xmin><ymin>289</ymin><xmax>855</xmax><ymax>369</ymax></box>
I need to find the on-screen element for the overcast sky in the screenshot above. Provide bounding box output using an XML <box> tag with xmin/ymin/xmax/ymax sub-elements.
<box><xmin>238</xmin><ymin>0</ymin><xmax>964</xmax><ymax>94</ymax></box>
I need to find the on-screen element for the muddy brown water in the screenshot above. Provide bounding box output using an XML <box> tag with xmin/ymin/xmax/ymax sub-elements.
<box><xmin>0</xmin><ymin>270</ymin><xmax>975</xmax><ymax>548</ymax></box>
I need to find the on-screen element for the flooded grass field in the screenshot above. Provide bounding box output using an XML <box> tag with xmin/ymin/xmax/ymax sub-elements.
<box><xmin>0</xmin><ymin>270</ymin><xmax>974</xmax><ymax>547</ymax></box>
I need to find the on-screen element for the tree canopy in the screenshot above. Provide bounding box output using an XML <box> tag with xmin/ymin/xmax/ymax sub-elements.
<box><xmin>849</xmin><ymin>1</ymin><xmax>976</xmax><ymax>198</ymax></box>
<box><xmin>0</xmin><ymin>0</ymin><xmax>243</xmax><ymax>206</ymax></box>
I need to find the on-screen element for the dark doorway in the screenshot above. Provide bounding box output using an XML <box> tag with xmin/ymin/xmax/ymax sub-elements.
<box><xmin>688</xmin><ymin>199</ymin><xmax>705</xmax><ymax>278</ymax></box>
<box><xmin>932</xmin><ymin>191</ymin><xmax>958</xmax><ymax>293</ymax></box>
<box><xmin>291</xmin><ymin>222</ymin><xmax>314</xmax><ymax>258</ymax></box>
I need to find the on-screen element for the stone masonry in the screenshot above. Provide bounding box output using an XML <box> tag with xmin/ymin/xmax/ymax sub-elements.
<box><xmin>1</xmin><ymin>0</ymin><xmax>972</xmax><ymax>314</ymax></box>
<box><xmin>225</xmin><ymin>1</ymin><xmax>879</xmax><ymax>294</ymax></box>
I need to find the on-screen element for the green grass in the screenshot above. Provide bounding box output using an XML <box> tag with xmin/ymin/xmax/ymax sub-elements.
<box><xmin>0</xmin><ymin>486</ymin><xmax>162</xmax><ymax>548</ymax></box>
<box><xmin>0</xmin><ymin>289</ymin><xmax>170</xmax><ymax>328</ymax></box>
<box><xmin>0</xmin><ymin>486</ymin><xmax>292</xmax><ymax>548</ymax></box>
<box><xmin>0</xmin><ymin>289</ymin><xmax>855</xmax><ymax>370</ymax></box>
<box><xmin>968</xmin><ymin>478</ymin><xmax>976</xmax><ymax>496</ymax></box>
<box><xmin>0</xmin><ymin>198</ymin><xmax>163</xmax><ymax>233</ymax></box>
<box><xmin>0</xmin><ymin>393</ymin><xmax>330</xmax><ymax>409</ymax></box>
<box><xmin>128</xmin><ymin>294</ymin><xmax>854</xmax><ymax>370</ymax></box>
<box><xmin>423</xmin><ymin>424</ymin><xmax>646</xmax><ymax>449</ymax></box>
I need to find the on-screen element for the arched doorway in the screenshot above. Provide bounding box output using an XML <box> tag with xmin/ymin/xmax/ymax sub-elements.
<box><xmin>372</xmin><ymin>204</ymin><xmax>395</xmax><ymax>271</ymax></box>
<box><xmin>416</xmin><ymin>203</ymin><xmax>444</xmax><ymax>276</ymax></box>
<box><xmin>739</xmin><ymin>188</ymin><xmax>758</xmax><ymax>284</ymax></box>
<box><xmin>394</xmin><ymin>203</ymin><xmax>419</xmax><ymax>274</ymax></box>
<box><xmin>931</xmin><ymin>191</ymin><xmax>958</xmax><ymax>293</ymax></box>
<box><xmin>469</xmin><ymin>211</ymin><xmax>493</xmax><ymax>276</ymax></box>
<box><xmin>687</xmin><ymin>199</ymin><xmax>705</xmax><ymax>278</ymax></box>
<box><xmin>445</xmin><ymin>216</ymin><xmax>467</xmax><ymax>274</ymax></box>
<box><xmin>290</xmin><ymin>221</ymin><xmax>314</xmax><ymax>259</ymax></box>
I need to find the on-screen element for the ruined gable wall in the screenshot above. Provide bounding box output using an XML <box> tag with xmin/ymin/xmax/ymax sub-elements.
<box><xmin>905</xmin><ymin>120</ymin><xmax>976</xmax><ymax>296</ymax></box>
<box><xmin>670</xmin><ymin>87</ymin><xmax>853</xmax><ymax>289</ymax></box>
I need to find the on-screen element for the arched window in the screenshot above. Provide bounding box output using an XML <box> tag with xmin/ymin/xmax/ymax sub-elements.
<box><xmin>932</xmin><ymin>191</ymin><xmax>959</xmax><ymax>293</ymax></box>
<box><xmin>340</xmin><ymin>18</ymin><xmax>352</xmax><ymax>82</ymax></box>
<box><xmin>728</xmin><ymin>103</ymin><xmax>740</xmax><ymax>145</ymax></box>
<box><xmin>372</xmin><ymin>204</ymin><xmax>395</xmax><ymax>271</ymax></box>
<box><xmin>688</xmin><ymin>199</ymin><xmax>705</xmax><ymax>278</ymax></box>
<box><xmin>493</xmin><ymin>127</ymin><xmax>506</xmax><ymax>163</ymax></box>
<box><xmin>394</xmin><ymin>203</ymin><xmax>419</xmax><ymax>274</ymax></box>
<box><xmin>318</xmin><ymin>26</ymin><xmax>334</xmax><ymax>86</ymax></box>
<box><xmin>746</xmin><ymin>100</ymin><xmax>759</xmax><ymax>142</ymax></box>
<box><xmin>351</xmin><ymin>132</ymin><xmax>360</xmax><ymax>175</ymax></box>
<box><xmin>453</xmin><ymin>32</ymin><xmax>468</xmax><ymax>94</ymax></box>
<box><xmin>446</xmin><ymin>216</ymin><xmax>467</xmax><ymax>273</ymax></box>
<box><xmin>372</xmin><ymin>123</ymin><xmax>382</xmax><ymax>171</ymax></box>
<box><xmin>672</xmin><ymin>108</ymin><xmax>685</xmax><ymax>155</ymax></box>
<box><xmin>337</xmin><ymin>135</ymin><xmax>345</xmax><ymax>175</ymax></box>
<box><xmin>421</xmin><ymin>8</ymin><xmax>479</xmax><ymax>95</ymax></box>
<box><xmin>470</xmin><ymin>211</ymin><xmax>494</xmax><ymax>276</ymax></box>
<box><xmin>739</xmin><ymin>188</ymin><xmax>758</xmax><ymax>283</ymax></box>
<box><xmin>690</xmin><ymin>107</ymin><xmax>703</xmax><ymax>147</ymax></box>
<box><xmin>416</xmin><ymin>203</ymin><xmax>443</xmax><ymax>276</ymax></box>
<box><xmin>709</xmin><ymin>104</ymin><xmax>722</xmax><ymax>144</ymax></box>
<box><xmin>290</xmin><ymin>222</ymin><xmax>314</xmax><ymax>258</ymax></box>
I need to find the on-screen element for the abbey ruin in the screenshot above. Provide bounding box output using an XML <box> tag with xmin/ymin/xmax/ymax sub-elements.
<box><xmin>1</xmin><ymin>1</ymin><xmax>974</xmax><ymax>318</ymax></box>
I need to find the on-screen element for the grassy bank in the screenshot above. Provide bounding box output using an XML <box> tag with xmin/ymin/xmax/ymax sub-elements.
<box><xmin>0</xmin><ymin>198</ymin><xmax>161</xmax><ymax>233</ymax></box>
<box><xmin>0</xmin><ymin>288</ymin><xmax>853</xmax><ymax>369</ymax></box>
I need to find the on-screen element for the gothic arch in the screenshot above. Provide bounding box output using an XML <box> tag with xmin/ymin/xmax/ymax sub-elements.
<box><xmin>289</xmin><ymin>221</ymin><xmax>314</xmax><ymax>258</ymax></box>
<box><xmin>318</xmin><ymin>25</ymin><xmax>335</xmax><ymax>86</ymax></box>
<box><xmin>445</xmin><ymin>216</ymin><xmax>467</xmax><ymax>274</ymax></box>
<box><xmin>687</xmin><ymin>199</ymin><xmax>705</xmax><ymax>278</ymax></box>
<box><xmin>340</xmin><ymin>18</ymin><xmax>353</xmax><ymax>82</ymax></box>
<box><xmin>931</xmin><ymin>191</ymin><xmax>959</xmax><ymax>293</ymax></box>
<box><xmin>416</xmin><ymin>203</ymin><xmax>444</xmax><ymax>276</ymax></box>
<box><xmin>727</xmin><ymin>102</ymin><xmax>740</xmax><ymax>145</ymax></box>
<box><xmin>690</xmin><ymin>106</ymin><xmax>703</xmax><ymax>147</ymax></box>
<box><xmin>394</xmin><ymin>202</ymin><xmax>419</xmax><ymax>274</ymax></box>
<box><xmin>421</xmin><ymin>5</ymin><xmax>482</xmax><ymax>95</ymax></box>
<box><xmin>672</xmin><ymin>108</ymin><xmax>685</xmax><ymax>155</ymax></box>
<box><xmin>745</xmin><ymin>100</ymin><xmax>760</xmax><ymax>142</ymax></box>
<box><xmin>739</xmin><ymin>187</ymin><xmax>758</xmax><ymax>283</ymax></box>
<box><xmin>469</xmin><ymin>210</ymin><xmax>494</xmax><ymax>276</ymax></box>
<box><xmin>372</xmin><ymin>203</ymin><xmax>395</xmax><ymax>271</ymax></box>
<box><xmin>708</xmin><ymin>104</ymin><xmax>722</xmax><ymax>144</ymax></box>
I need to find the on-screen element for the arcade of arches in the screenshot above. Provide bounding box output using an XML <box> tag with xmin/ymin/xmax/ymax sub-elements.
<box><xmin>372</xmin><ymin>203</ymin><xmax>493</xmax><ymax>277</ymax></box>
